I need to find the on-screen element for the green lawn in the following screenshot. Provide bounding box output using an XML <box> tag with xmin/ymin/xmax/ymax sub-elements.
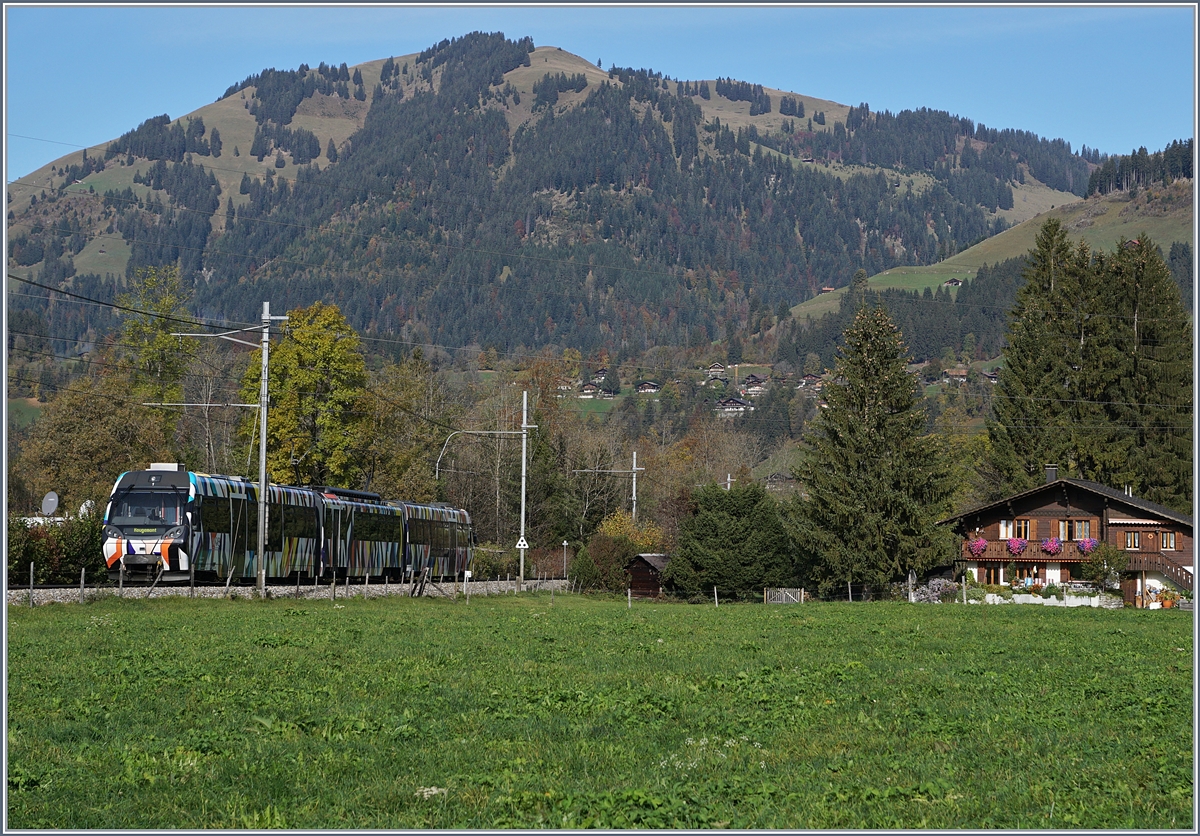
<box><xmin>7</xmin><ymin>398</ymin><xmax>43</xmax><ymax>429</ymax></box>
<box><xmin>7</xmin><ymin>595</ymin><xmax>1192</xmax><ymax>828</ymax></box>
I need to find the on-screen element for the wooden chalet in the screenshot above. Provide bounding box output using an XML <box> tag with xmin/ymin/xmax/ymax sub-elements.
<box><xmin>940</xmin><ymin>466</ymin><xmax>1193</xmax><ymax>605</ymax></box>
<box><xmin>591</xmin><ymin>368</ymin><xmax>609</xmax><ymax>385</ymax></box>
<box><xmin>627</xmin><ymin>553</ymin><xmax>669</xmax><ymax>598</ymax></box>
<box><xmin>714</xmin><ymin>396</ymin><xmax>754</xmax><ymax>416</ymax></box>
<box><xmin>705</xmin><ymin>362</ymin><xmax>726</xmax><ymax>379</ymax></box>
<box><xmin>579</xmin><ymin>382</ymin><xmax>600</xmax><ymax>399</ymax></box>
<box><xmin>636</xmin><ymin>381</ymin><xmax>662</xmax><ymax>395</ymax></box>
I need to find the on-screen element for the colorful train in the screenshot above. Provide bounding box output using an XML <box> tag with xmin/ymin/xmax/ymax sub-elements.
<box><xmin>102</xmin><ymin>463</ymin><xmax>473</xmax><ymax>584</ymax></box>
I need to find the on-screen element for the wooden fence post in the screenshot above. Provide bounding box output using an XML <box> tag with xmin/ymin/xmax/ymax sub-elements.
<box><xmin>80</xmin><ymin>567</ymin><xmax>86</xmax><ymax>604</ymax></box>
<box><xmin>29</xmin><ymin>562</ymin><xmax>34</xmax><ymax>608</ymax></box>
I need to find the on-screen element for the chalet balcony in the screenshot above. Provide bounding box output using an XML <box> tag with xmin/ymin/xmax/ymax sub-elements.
<box><xmin>962</xmin><ymin>541</ymin><xmax>1089</xmax><ymax>563</ymax></box>
<box><xmin>963</xmin><ymin>540</ymin><xmax>1193</xmax><ymax>591</ymax></box>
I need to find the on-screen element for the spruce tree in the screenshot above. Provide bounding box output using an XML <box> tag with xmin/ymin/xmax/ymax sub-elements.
<box><xmin>986</xmin><ymin>218</ymin><xmax>1082</xmax><ymax>495</ymax></box>
<box><xmin>1085</xmin><ymin>236</ymin><xmax>1192</xmax><ymax>512</ymax></box>
<box><xmin>788</xmin><ymin>305</ymin><xmax>956</xmax><ymax>594</ymax></box>
<box><xmin>987</xmin><ymin>221</ymin><xmax>1192</xmax><ymax>512</ymax></box>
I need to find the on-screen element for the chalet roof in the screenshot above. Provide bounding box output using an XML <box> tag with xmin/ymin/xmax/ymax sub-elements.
<box><xmin>633</xmin><ymin>553</ymin><xmax>669</xmax><ymax>573</ymax></box>
<box><xmin>940</xmin><ymin>478</ymin><xmax>1193</xmax><ymax>529</ymax></box>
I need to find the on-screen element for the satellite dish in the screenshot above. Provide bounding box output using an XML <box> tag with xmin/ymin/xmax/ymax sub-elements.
<box><xmin>41</xmin><ymin>491</ymin><xmax>59</xmax><ymax>517</ymax></box>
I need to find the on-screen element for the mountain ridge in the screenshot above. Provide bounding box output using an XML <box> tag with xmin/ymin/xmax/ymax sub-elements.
<box><xmin>6</xmin><ymin>32</ymin><xmax>1190</xmax><ymax>378</ymax></box>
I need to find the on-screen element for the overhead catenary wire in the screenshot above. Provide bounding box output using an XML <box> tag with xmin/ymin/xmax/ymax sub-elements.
<box><xmin>10</xmin><ymin>273</ymin><xmax>1194</xmax><ymax>413</ymax></box>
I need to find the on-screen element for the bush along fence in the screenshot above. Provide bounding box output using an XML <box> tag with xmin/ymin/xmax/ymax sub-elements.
<box><xmin>7</xmin><ymin>512</ymin><xmax>105</xmax><ymax>586</ymax></box>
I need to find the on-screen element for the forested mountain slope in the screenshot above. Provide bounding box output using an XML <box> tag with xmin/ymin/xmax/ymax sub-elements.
<box><xmin>5</xmin><ymin>31</ymin><xmax>1152</xmax><ymax>370</ymax></box>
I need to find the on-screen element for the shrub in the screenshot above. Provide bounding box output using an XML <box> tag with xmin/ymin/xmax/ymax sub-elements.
<box><xmin>471</xmin><ymin>544</ymin><xmax>518</xmax><ymax>581</ymax></box>
<box><xmin>574</xmin><ymin>534</ymin><xmax>638</xmax><ymax>593</ymax></box>
<box><xmin>7</xmin><ymin>512</ymin><xmax>105</xmax><ymax>585</ymax></box>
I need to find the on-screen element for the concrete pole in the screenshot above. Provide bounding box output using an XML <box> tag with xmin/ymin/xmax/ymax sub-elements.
<box><xmin>519</xmin><ymin>390</ymin><xmax>528</xmax><ymax>592</ymax></box>
<box><xmin>631</xmin><ymin>451</ymin><xmax>638</xmax><ymax>522</ymax></box>
<box><xmin>257</xmin><ymin>302</ymin><xmax>270</xmax><ymax>600</ymax></box>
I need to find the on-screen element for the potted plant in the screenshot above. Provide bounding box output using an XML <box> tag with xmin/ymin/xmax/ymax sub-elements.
<box><xmin>1006</xmin><ymin>538</ymin><xmax>1028</xmax><ymax>557</ymax></box>
<box><xmin>1077</xmin><ymin>537</ymin><xmax>1099</xmax><ymax>555</ymax></box>
<box><xmin>967</xmin><ymin>537</ymin><xmax>988</xmax><ymax>558</ymax></box>
<box><xmin>1041</xmin><ymin>536</ymin><xmax>1062</xmax><ymax>556</ymax></box>
<box><xmin>1161</xmin><ymin>588</ymin><xmax>1180</xmax><ymax>608</ymax></box>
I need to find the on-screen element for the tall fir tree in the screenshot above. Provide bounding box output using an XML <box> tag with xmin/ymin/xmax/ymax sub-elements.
<box><xmin>986</xmin><ymin>218</ymin><xmax>1086</xmax><ymax>496</ymax></box>
<box><xmin>986</xmin><ymin>220</ymin><xmax>1192</xmax><ymax>512</ymax></box>
<box><xmin>788</xmin><ymin>305</ymin><xmax>956</xmax><ymax>594</ymax></box>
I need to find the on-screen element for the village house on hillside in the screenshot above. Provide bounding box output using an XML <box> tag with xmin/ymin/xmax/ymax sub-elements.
<box><xmin>579</xmin><ymin>382</ymin><xmax>600</xmax><ymax>399</ymax></box>
<box><xmin>636</xmin><ymin>381</ymin><xmax>662</xmax><ymax>395</ymax></box>
<box><xmin>714</xmin><ymin>396</ymin><xmax>754</xmax><ymax>416</ymax></box>
<box><xmin>940</xmin><ymin>466</ymin><xmax>1193</xmax><ymax>606</ymax></box>
<box><xmin>705</xmin><ymin>362</ymin><xmax>726</xmax><ymax>379</ymax></box>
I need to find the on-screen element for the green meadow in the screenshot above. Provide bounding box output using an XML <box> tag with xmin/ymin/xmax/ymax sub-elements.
<box><xmin>6</xmin><ymin>594</ymin><xmax>1192</xmax><ymax>829</ymax></box>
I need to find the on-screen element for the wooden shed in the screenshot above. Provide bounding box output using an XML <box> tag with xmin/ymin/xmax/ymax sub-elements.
<box><xmin>627</xmin><ymin>553</ymin><xmax>669</xmax><ymax>598</ymax></box>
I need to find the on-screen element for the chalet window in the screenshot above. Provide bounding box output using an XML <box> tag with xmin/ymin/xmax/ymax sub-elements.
<box><xmin>1161</xmin><ymin>531</ymin><xmax>1176</xmax><ymax>551</ymax></box>
<box><xmin>999</xmin><ymin>520</ymin><xmax>1013</xmax><ymax>539</ymax></box>
<box><xmin>980</xmin><ymin>563</ymin><xmax>1001</xmax><ymax>585</ymax></box>
<box><xmin>1013</xmin><ymin>519</ymin><xmax>1030</xmax><ymax>539</ymax></box>
<box><xmin>1072</xmin><ymin>520</ymin><xmax>1091</xmax><ymax>540</ymax></box>
<box><xmin>1125</xmin><ymin>531</ymin><xmax>1140</xmax><ymax>550</ymax></box>
<box><xmin>1059</xmin><ymin>520</ymin><xmax>1068</xmax><ymax>540</ymax></box>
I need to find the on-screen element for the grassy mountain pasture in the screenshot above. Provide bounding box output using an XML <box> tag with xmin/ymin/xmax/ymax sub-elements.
<box><xmin>792</xmin><ymin>178</ymin><xmax>1193</xmax><ymax>320</ymax></box>
<box><xmin>7</xmin><ymin>398</ymin><xmax>44</xmax><ymax>429</ymax></box>
<box><xmin>6</xmin><ymin>594</ymin><xmax>1191</xmax><ymax>829</ymax></box>
<box><xmin>944</xmin><ymin>178</ymin><xmax>1194</xmax><ymax>273</ymax></box>
<box><xmin>792</xmin><ymin>264</ymin><xmax>976</xmax><ymax>320</ymax></box>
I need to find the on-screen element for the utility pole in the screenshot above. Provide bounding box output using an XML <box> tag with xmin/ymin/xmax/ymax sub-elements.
<box><xmin>572</xmin><ymin>452</ymin><xmax>644</xmax><ymax>520</ymax></box>
<box><xmin>517</xmin><ymin>391</ymin><xmax>537</xmax><ymax>591</ymax></box>
<box><xmin>255</xmin><ymin>302</ymin><xmax>289</xmax><ymax>599</ymax></box>
<box><xmin>156</xmin><ymin>301</ymin><xmax>287</xmax><ymax>600</ymax></box>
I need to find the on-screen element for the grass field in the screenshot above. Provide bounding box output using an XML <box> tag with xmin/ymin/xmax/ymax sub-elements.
<box><xmin>6</xmin><ymin>398</ymin><xmax>43</xmax><ymax>429</ymax></box>
<box><xmin>6</xmin><ymin>594</ymin><xmax>1192</xmax><ymax>829</ymax></box>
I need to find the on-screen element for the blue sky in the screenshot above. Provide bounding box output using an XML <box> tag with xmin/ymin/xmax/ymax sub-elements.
<box><xmin>3</xmin><ymin>4</ymin><xmax>1196</xmax><ymax>181</ymax></box>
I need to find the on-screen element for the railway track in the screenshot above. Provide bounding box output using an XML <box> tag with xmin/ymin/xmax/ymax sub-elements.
<box><xmin>7</xmin><ymin>576</ymin><xmax>570</xmax><ymax>606</ymax></box>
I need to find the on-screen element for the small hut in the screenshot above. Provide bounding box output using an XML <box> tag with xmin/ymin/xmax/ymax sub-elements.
<box><xmin>627</xmin><ymin>553</ymin><xmax>669</xmax><ymax>598</ymax></box>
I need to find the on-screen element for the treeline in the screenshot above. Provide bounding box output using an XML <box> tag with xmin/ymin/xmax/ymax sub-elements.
<box><xmin>105</xmin><ymin>115</ymin><xmax>221</xmax><ymax>162</ymax></box>
<box><xmin>222</xmin><ymin>63</ymin><xmax>355</xmax><ymax>124</ymax></box>
<box><xmin>775</xmin><ymin>257</ymin><xmax>1026</xmax><ymax>371</ymax></box>
<box><xmin>249</xmin><ymin>122</ymin><xmax>322</xmax><ymax>164</ymax></box>
<box><xmin>714</xmin><ymin>77</ymin><xmax>771</xmax><ymax>115</ymax></box>
<box><xmin>132</xmin><ymin>159</ymin><xmax>222</xmax><ymax>214</ymax></box>
<box><xmin>532</xmin><ymin>71</ymin><xmax>588</xmax><ymax>109</ymax></box>
<box><xmin>1087</xmin><ymin>139</ymin><xmax>1193</xmax><ymax>196</ymax></box>
<box><xmin>778</xmin><ymin>95</ymin><xmax>804</xmax><ymax>117</ymax></box>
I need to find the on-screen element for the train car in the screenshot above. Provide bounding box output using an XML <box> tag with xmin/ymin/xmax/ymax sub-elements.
<box><xmin>102</xmin><ymin>463</ymin><xmax>474</xmax><ymax>584</ymax></box>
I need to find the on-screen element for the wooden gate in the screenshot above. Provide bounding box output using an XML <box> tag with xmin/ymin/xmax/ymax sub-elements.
<box><xmin>765</xmin><ymin>588</ymin><xmax>806</xmax><ymax>604</ymax></box>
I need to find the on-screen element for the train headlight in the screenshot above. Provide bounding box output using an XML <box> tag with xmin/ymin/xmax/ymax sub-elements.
<box><xmin>103</xmin><ymin>525</ymin><xmax>123</xmax><ymax>540</ymax></box>
<box><xmin>164</xmin><ymin>526</ymin><xmax>185</xmax><ymax>541</ymax></box>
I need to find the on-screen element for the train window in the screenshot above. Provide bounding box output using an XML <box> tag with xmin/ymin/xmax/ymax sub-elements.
<box><xmin>229</xmin><ymin>497</ymin><xmax>255</xmax><ymax>563</ymax></box>
<box><xmin>111</xmin><ymin>491</ymin><xmax>183</xmax><ymax>527</ymax></box>
<box><xmin>284</xmin><ymin>502</ymin><xmax>318</xmax><ymax>540</ymax></box>
<box><xmin>200</xmin><ymin>495</ymin><xmax>231</xmax><ymax>535</ymax></box>
<box><xmin>266</xmin><ymin>500</ymin><xmax>284</xmax><ymax>551</ymax></box>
